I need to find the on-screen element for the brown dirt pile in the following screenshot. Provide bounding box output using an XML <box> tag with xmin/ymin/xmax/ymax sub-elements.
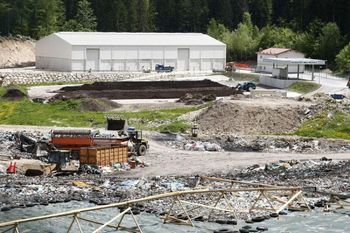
<box><xmin>79</xmin><ymin>98</ymin><xmax>121</xmax><ymax>112</ymax></box>
<box><xmin>2</xmin><ymin>87</ymin><xmax>27</xmax><ymax>100</ymax></box>
<box><xmin>197</xmin><ymin>99</ymin><xmax>310</xmax><ymax>135</ymax></box>
<box><xmin>0</xmin><ymin>37</ymin><xmax>35</xmax><ymax>68</ymax></box>
<box><xmin>56</xmin><ymin>80</ymin><xmax>238</xmax><ymax>100</ymax></box>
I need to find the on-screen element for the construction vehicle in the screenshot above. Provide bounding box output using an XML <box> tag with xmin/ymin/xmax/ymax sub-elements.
<box><xmin>15</xmin><ymin>118</ymin><xmax>148</xmax><ymax>173</ymax></box>
<box><xmin>106</xmin><ymin>118</ymin><xmax>149</xmax><ymax>156</ymax></box>
<box><xmin>155</xmin><ymin>64</ymin><xmax>174</xmax><ymax>73</ymax></box>
<box><xmin>235</xmin><ymin>82</ymin><xmax>256</xmax><ymax>92</ymax></box>
<box><xmin>225</xmin><ymin>62</ymin><xmax>236</xmax><ymax>72</ymax></box>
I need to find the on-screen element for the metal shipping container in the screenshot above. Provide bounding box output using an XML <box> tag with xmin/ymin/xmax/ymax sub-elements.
<box><xmin>80</xmin><ymin>145</ymin><xmax>128</xmax><ymax>166</ymax></box>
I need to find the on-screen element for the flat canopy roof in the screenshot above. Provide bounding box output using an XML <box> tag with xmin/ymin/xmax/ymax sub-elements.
<box><xmin>263</xmin><ymin>57</ymin><xmax>326</xmax><ymax>65</ymax></box>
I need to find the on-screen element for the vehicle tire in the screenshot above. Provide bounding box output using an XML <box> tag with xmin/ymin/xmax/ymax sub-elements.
<box><xmin>137</xmin><ymin>144</ymin><xmax>147</xmax><ymax>156</ymax></box>
<box><xmin>213</xmin><ymin>228</ymin><xmax>234</xmax><ymax>233</ymax></box>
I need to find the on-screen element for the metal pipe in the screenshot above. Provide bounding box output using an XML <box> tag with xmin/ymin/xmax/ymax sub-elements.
<box><xmin>0</xmin><ymin>186</ymin><xmax>301</xmax><ymax>227</ymax></box>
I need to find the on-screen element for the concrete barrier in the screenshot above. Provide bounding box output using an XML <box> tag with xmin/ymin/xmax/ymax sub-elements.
<box><xmin>259</xmin><ymin>75</ymin><xmax>298</xmax><ymax>89</ymax></box>
<box><xmin>251</xmin><ymin>90</ymin><xmax>287</xmax><ymax>97</ymax></box>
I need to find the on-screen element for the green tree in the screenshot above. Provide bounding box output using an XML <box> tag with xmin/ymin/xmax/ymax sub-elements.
<box><xmin>63</xmin><ymin>0</ymin><xmax>97</xmax><ymax>31</ymax></box>
<box><xmin>31</xmin><ymin>0</ymin><xmax>65</xmax><ymax>38</ymax></box>
<box><xmin>249</xmin><ymin>0</ymin><xmax>272</xmax><ymax>28</ymax></box>
<box><xmin>75</xmin><ymin>0</ymin><xmax>96</xmax><ymax>31</ymax></box>
<box><xmin>207</xmin><ymin>18</ymin><xmax>228</xmax><ymax>41</ymax></box>
<box><xmin>230</xmin><ymin>12</ymin><xmax>261</xmax><ymax>60</ymax></box>
<box><xmin>259</xmin><ymin>26</ymin><xmax>296</xmax><ymax>48</ymax></box>
<box><xmin>315</xmin><ymin>23</ymin><xmax>344</xmax><ymax>67</ymax></box>
<box><xmin>137</xmin><ymin>0</ymin><xmax>155</xmax><ymax>31</ymax></box>
<box><xmin>336</xmin><ymin>42</ymin><xmax>350</xmax><ymax>73</ymax></box>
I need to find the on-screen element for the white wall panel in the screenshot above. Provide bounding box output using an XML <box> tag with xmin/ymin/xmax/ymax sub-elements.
<box><xmin>201</xmin><ymin>59</ymin><xmax>212</xmax><ymax>70</ymax></box>
<box><xmin>190</xmin><ymin>59</ymin><xmax>200</xmax><ymax>71</ymax></box>
<box><xmin>152</xmin><ymin>49</ymin><xmax>163</xmax><ymax>59</ymax></box>
<box><xmin>201</xmin><ymin>49</ymin><xmax>213</xmax><ymax>59</ymax></box>
<box><xmin>36</xmin><ymin>34</ymin><xmax>71</xmax><ymax>59</ymax></box>
<box><xmin>112</xmin><ymin>60</ymin><xmax>125</xmax><ymax>71</ymax></box>
<box><xmin>100</xmin><ymin>48</ymin><xmax>112</xmax><ymax>59</ymax></box>
<box><xmin>71</xmin><ymin>46</ymin><xmax>85</xmax><ymax>59</ymax></box>
<box><xmin>100</xmin><ymin>60</ymin><xmax>112</xmax><ymax>71</ymax></box>
<box><xmin>126</xmin><ymin>60</ymin><xmax>138</xmax><ymax>71</ymax></box>
<box><xmin>112</xmin><ymin>49</ymin><xmax>125</xmax><ymax>59</ymax></box>
<box><xmin>164</xmin><ymin>48</ymin><xmax>177</xmax><ymax>59</ymax></box>
<box><xmin>213</xmin><ymin>49</ymin><xmax>224</xmax><ymax>58</ymax></box>
<box><xmin>71</xmin><ymin>60</ymin><xmax>84</xmax><ymax>71</ymax></box>
<box><xmin>190</xmin><ymin>49</ymin><xmax>201</xmax><ymax>59</ymax></box>
<box><xmin>125</xmin><ymin>48</ymin><xmax>138</xmax><ymax>59</ymax></box>
<box><xmin>139</xmin><ymin>49</ymin><xmax>152</xmax><ymax>59</ymax></box>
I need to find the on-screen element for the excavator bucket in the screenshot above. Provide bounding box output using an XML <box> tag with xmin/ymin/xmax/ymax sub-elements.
<box><xmin>106</xmin><ymin>118</ymin><xmax>128</xmax><ymax>131</ymax></box>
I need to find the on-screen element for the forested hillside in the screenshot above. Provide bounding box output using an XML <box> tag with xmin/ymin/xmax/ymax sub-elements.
<box><xmin>1</xmin><ymin>0</ymin><xmax>350</xmax><ymax>71</ymax></box>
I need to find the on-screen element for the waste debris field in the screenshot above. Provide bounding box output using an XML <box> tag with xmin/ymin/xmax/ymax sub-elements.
<box><xmin>54</xmin><ymin>80</ymin><xmax>239</xmax><ymax>100</ymax></box>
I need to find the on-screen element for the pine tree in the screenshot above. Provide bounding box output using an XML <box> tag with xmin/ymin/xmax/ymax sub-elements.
<box><xmin>137</xmin><ymin>0</ymin><xmax>155</xmax><ymax>32</ymax></box>
<box><xmin>62</xmin><ymin>0</ymin><xmax>97</xmax><ymax>31</ymax></box>
<box><xmin>249</xmin><ymin>0</ymin><xmax>272</xmax><ymax>28</ymax></box>
<box><xmin>76</xmin><ymin>0</ymin><xmax>97</xmax><ymax>31</ymax></box>
<box><xmin>31</xmin><ymin>0</ymin><xmax>65</xmax><ymax>38</ymax></box>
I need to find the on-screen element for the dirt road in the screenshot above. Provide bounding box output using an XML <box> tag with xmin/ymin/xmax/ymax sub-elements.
<box><xmin>124</xmin><ymin>139</ymin><xmax>350</xmax><ymax>177</ymax></box>
<box><xmin>1</xmin><ymin>125</ymin><xmax>350</xmax><ymax>178</ymax></box>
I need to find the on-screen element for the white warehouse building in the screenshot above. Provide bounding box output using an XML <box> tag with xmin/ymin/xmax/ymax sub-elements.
<box><xmin>256</xmin><ymin>48</ymin><xmax>305</xmax><ymax>73</ymax></box>
<box><xmin>35</xmin><ymin>32</ymin><xmax>226</xmax><ymax>72</ymax></box>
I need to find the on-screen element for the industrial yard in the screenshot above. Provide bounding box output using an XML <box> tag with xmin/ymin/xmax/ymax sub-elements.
<box><xmin>0</xmin><ymin>29</ymin><xmax>349</xmax><ymax>233</ymax></box>
<box><xmin>0</xmin><ymin>67</ymin><xmax>349</xmax><ymax>232</ymax></box>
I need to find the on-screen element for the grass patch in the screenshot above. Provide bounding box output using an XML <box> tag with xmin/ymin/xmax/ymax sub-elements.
<box><xmin>288</xmin><ymin>81</ymin><xmax>321</xmax><ymax>94</ymax></box>
<box><xmin>0</xmin><ymin>87</ymin><xmax>6</xmax><ymax>96</ymax></box>
<box><xmin>157</xmin><ymin>121</ymin><xmax>190</xmax><ymax>133</ymax></box>
<box><xmin>0</xmin><ymin>99</ymin><xmax>106</xmax><ymax>127</ymax></box>
<box><xmin>295</xmin><ymin>111</ymin><xmax>350</xmax><ymax>140</ymax></box>
<box><xmin>0</xmin><ymin>98</ymin><xmax>202</xmax><ymax>132</ymax></box>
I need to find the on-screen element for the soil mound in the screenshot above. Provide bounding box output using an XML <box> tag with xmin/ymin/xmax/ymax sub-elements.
<box><xmin>197</xmin><ymin>100</ymin><xmax>307</xmax><ymax>135</ymax></box>
<box><xmin>79</xmin><ymin>98</ymin><xmax>121</xmax><ymax>112</ymax></box>
<box><xmin>2</xmin><ymin>87</ymin><xmax>27</xmax><ymax>100</ymax></box>
<box><xmin>56</xmin><ymin>80</ymin><xmax>238</xmax><ymax>100</ymax></box>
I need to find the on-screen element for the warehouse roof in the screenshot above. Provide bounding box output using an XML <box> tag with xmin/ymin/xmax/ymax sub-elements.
<box><xmin>53</xmin><ymin>32</ymin><xmax>225</xmax><ymax>46</ymax></box>
<box><xmin>258</xmin><ymin>48</ymin><xmax>293</xmax><ymax>55</ymax></box>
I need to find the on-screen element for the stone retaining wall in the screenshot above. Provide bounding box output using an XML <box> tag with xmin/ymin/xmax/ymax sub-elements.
<box><xmin>0</xmin><ymin>71</ymin><xmax>212</xmax><ymax>86</ymax></box>
<box><xmin>0</xmin><ymin>72</ymin><xmax>144</xmax><ymax>86</ymax></box>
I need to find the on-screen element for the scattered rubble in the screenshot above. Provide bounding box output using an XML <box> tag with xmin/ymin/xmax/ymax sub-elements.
<box><xmin>177</xmin><ymin>93</ymin><xmax>216</xmax><ymax>105</ymax></box>
<box><xmin>163</xmin><ymin>135</ymin><xmax>350</xmax><ymax>153</ymax></box>
<box><xmin>0</xmin><ymin>158</ymin><xmax>348</xmax><ymax>222</ymax></box>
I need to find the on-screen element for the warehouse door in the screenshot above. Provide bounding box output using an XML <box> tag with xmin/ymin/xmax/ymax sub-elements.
<box><xmin>86</xmin><ymin>49</ymin><xmax>100</xmax><ymax>71</ymax></box>
<box><xmin>177</xmin><ymin>48</ymin><xmax>189</xmax><ymax>71</ymax></box>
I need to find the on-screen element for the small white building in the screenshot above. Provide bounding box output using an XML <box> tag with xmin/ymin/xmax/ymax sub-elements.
<box><xmin>256</xmin><ymin>48</ymin><xmax>305</xmax><ymax>73</ymax></box>
<box><xmin>35</xmin><ymin>32</ymin><xmax>226</xmax><ymax>72</ymax></box>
